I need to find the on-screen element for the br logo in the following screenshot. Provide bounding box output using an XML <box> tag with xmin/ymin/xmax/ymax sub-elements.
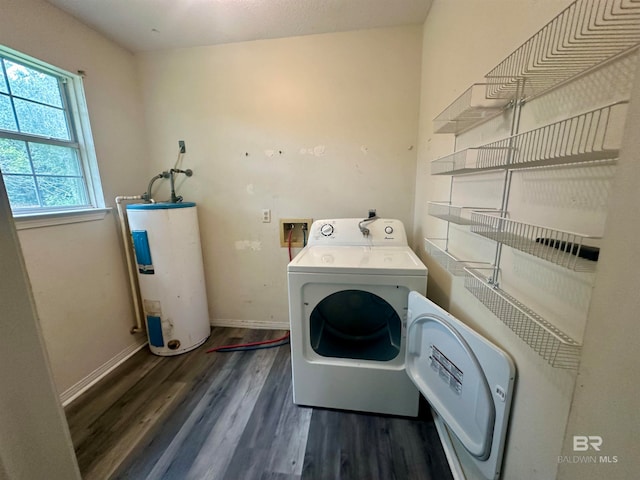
<box><xmin>573</xmin><ymin>435</ymin><xmax>603</xmax><ymax>452</ymax></box>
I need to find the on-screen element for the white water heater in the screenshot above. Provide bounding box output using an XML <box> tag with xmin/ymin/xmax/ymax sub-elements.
<box><xmin>126</xmin><ymin>202</ymin><xmax>210</xmax><ymax>356</ymax></box>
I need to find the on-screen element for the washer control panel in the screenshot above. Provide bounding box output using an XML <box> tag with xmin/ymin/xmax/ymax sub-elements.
<box><xmin>308</xmin><ymin>218</ymin><xmax>408</xmax><ymax>246</ymax></box>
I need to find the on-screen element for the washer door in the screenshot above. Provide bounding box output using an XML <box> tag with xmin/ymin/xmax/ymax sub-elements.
<box><xmin>405</xmin><ymin>291</ymin><xmax>515</xmax><ymax>479</ymax></box>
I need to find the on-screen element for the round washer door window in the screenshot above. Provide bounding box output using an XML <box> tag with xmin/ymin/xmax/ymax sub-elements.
<box><xmin>309</xmin><ymin>289</ymin><xmax>401</xmax><ymax>361</ymax></box>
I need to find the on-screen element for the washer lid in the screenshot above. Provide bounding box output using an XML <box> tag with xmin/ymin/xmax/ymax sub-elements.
<box><xmin>287</xmin><ymin>246</ymin><xmax>427</xmax><ymax>276</ymax></box>
<box><xmin>406</xmin><ymin>291</ymin><xmax>515</xmax><ymax>479</ymax></box>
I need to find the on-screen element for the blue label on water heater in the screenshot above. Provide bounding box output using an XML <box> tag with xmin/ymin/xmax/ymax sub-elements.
<box><xmin>146</xmin><ymin>315</ymin><xmax>164</xmax><ymax>347</ymax></box>
<box><xmin>132</xmin><ymin>230</ymin><xmax>154</xmax><ymax>274</ymax></box>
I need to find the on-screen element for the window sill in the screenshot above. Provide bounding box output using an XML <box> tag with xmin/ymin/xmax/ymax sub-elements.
<box><xmin>14</xmin><ymin>208</ymin><xmax>112</xmax><ymax>230</ymax></box>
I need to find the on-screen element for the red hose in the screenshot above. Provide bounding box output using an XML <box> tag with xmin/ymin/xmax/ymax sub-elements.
<box><xmin>208</xmin><ymin>228</ymin><xmax>294</xmax><ymax>354</ymax></box>
<box><xmin>287</xmin><ymin>226</ymin><xmax>294</xmax><ymax>261</ymax></box>
<box><xmin>206</xmin><ymin>331</ymin><xmax>290</xmax><ymax>353</ymax></box>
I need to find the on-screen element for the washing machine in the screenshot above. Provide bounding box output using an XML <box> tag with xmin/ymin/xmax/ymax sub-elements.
<box><xmin>288</xmin><ymin>217</ymin><xmax>516</xmax><ymax>480</ymax></box>
<box><xmin>288</xmin><ymin>217</ymin><xmax>427</xmax><ymax>416</ymax></box>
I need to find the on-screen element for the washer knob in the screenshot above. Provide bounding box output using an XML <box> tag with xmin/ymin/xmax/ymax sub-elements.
<box><xmin>385</xmin><ymin>226</ymin><xmax>394</xmax><ymax>234</ymax></box>
<box><xmin>320</xmin><ymin>224</ymin><xmax>334</xmax><ymax>236</ymax></box>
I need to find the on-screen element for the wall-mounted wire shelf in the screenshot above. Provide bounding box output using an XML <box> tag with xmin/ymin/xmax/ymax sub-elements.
<box><xmin>427</xmin><ymin>201</ymin><xmax>501</xmax><ymax>225</ymax></box>
<box><xmin>489</xmin><ymin>102</ymin><xmax>625</xmax><ymax>169</ymax></box>
<box><xmin>431</xmin><ymin>147</ymin><xmax>510</xmax><ymax>175</ymax></box>
<box><xmin>424</xmin><ymin>238</ymin><xmax>492</xmax><ymax>276</ymax></box>
<box><xmin>464</xmin><ymin>268</ymin><xmax>582</xmax><ymax>369</ymax></box>
<box><xmin>426</xmin><ymin>0</ymin><xmax>639</xmax><ymax>371</ymax></box>
<box><xmin>431</xmin><ymin>102</ymin><xmax>625</xmax><ymax>175</ymax></box>
<box><xmin>470</xmin><ymin>211</ymin><xmax>601</xmax><ymax>272</ymax></box>
<box><xmin>485</xmin><ymin>0</ymin><xmax>640</xmax><ymax>100</ymax></box>
<box><xmin>433</xmin><ymin>84</ymin><xmax>512</xmax><ymax>134</ymax></box>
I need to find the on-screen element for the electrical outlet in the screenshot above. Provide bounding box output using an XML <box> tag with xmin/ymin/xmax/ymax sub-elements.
<box><xmin>262</xmin><ymin>209</ymin><xmax>271</xmax><ymax>223</ymax></box>
<box><xmin>280</xmin><ymin>218</ymin><xmax>312</xmax><ymax>247</ymax></box>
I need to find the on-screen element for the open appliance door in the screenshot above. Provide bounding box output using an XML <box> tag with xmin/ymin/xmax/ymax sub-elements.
<box><xmin>405</xmin><ymin>291</ymin><xmax>516</xmax><ymax>480</ymax></box>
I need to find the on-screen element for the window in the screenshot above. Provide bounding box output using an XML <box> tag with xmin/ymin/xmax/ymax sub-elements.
<box><xmin>0</xmin><ymin>46</ymin><xmax>104</xmax><ymax>217</ymax></box>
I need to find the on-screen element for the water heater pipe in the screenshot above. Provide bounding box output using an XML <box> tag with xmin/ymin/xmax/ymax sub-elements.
<box><xmin>116</xmin><ymin>195</ymin><xmax>145</xmax><ymax>334</ymax></box>
<box><xmin>169</xmin><ymin>168</ymin><xmax>193</xmax><ymax>203</ymax></box>
<box><xmin>146</xmin><ymin>171</ymin><xmax>170</xmax><ymax>203</ymax></box>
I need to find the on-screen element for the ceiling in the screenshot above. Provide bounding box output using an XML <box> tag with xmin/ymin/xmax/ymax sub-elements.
<box><xmin>45</xmin><ymin>0</ymin><xmax>433</xmax><ymax>53</ymax></box>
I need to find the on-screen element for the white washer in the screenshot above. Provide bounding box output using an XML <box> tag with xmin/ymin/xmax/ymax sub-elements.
<box><xmin>288</xmin><ymin>217</ymin><xmax>428</xmax><ymax>417</ymax></box>
<box><xmin>288</xmin><ymin>217</ymin><xmax>516</xmax><ymax>480</ymax></box>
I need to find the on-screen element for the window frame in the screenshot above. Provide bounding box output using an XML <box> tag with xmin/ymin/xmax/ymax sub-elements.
<box><xmin>0</xmin><ymin>45</ymin><xmax>106</xmax><ymax>225</ymax></box>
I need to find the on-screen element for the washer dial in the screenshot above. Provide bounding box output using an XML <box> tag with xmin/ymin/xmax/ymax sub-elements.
<box><xmin>320</xmin><ymin>224</ymin><xmax>334</xmax><ymax>236</ymax></box>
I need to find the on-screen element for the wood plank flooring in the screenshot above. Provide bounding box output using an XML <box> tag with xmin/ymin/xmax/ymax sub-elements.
<box><xmin>65</xmin><ymin>327</ymin><xmax>453</xmax><ymax>480</ymax></box>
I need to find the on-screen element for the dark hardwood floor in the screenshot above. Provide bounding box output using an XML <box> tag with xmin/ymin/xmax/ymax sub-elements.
<box><xmin>65</xmin><ymin>327</ymin><xmax>453</xmax><ymax>480</ymax></box>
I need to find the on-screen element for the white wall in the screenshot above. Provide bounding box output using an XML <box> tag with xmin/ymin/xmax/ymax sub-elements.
<box><xmin>0</xmin><ymin>0</ymin><xmax>150</xmax><ymax>397</ymax></box>
<box><xmin>137</xmin><ymin>26</ymin><xmax>423</xmax><ymax>327</ymax></box>
<box><xmin>557</xmin><ymin>54</ymin><xmax>640</xmax><ymax>480</ymax></box>
<box><xmin>0</xmin><ymin>177</ymin><xmax>80</xmax><ymax>479</ymax></box>
<box><xmin>411</xmin><ymin>1</ymin><xmax>633</xmax><ymax>479</ymax></box>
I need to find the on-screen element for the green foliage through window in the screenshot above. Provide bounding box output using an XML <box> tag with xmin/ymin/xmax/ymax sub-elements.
<box><xmin>0</xmin><ymin>50</ymin><xmax>93</xmax><ymax>213</ymax></box>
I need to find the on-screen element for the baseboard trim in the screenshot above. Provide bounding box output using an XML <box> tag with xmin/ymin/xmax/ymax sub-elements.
<box><xmin>61</xmin><ymin>321</ymin><xmax>288</xmax><ymax>406</ymax></box>
<box><xmin>60</xmin><ymin>340</ymin><xmax>147</xmax><ymax>407</ymax></box>
<box><xmin>211</xmin><ymin>318</ymin><xmax>290</xmax><ymax>330</ymax></box>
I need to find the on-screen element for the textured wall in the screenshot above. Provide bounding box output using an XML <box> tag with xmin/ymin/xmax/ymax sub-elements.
<box><xmin>137</xmin><ymin>26</ymin><xmax>423</xmax><ymax>327</ymax></box>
